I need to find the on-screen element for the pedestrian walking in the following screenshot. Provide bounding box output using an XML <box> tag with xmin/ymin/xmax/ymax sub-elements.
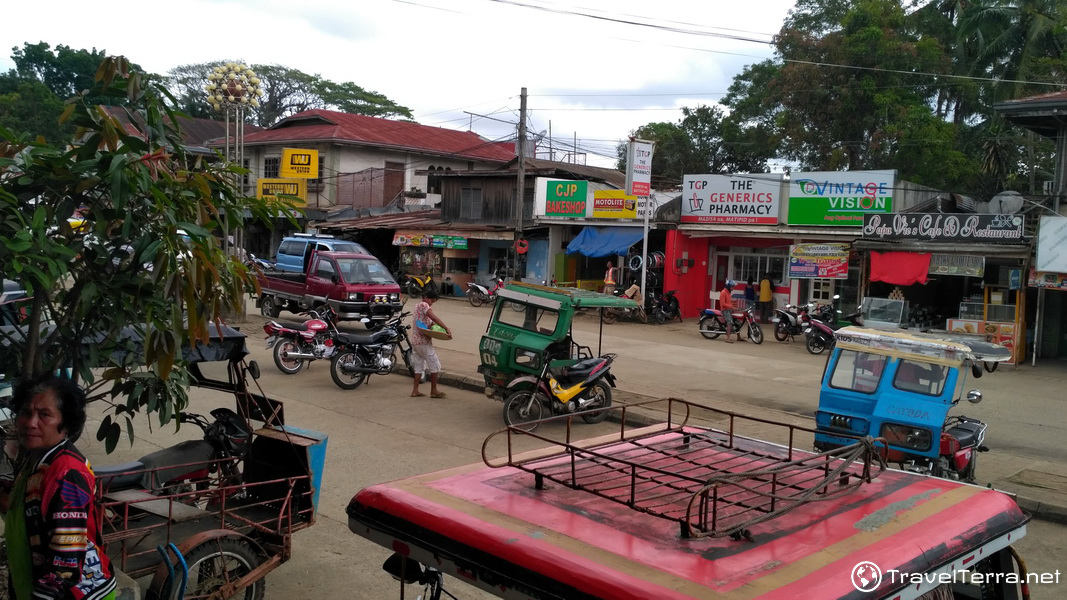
<box><xmin>410</xmin><ymin>289</ymin><xmax>452</xmax><ymax>398</ymax></box>
<box><xmin>758</xmin><ymin>273</ymin><xmax>774</xmax><ymax>323</ymax></box>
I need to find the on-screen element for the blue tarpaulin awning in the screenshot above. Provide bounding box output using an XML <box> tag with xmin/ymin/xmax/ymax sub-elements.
<box><xmin>565</xmin><ymin>226</ymin><xmax>643</xmax><ymax>257</ymax></box>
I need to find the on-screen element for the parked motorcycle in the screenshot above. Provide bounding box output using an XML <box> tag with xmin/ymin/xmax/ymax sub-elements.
<box><xmin>698</xmin><ymin>304</ymin><xmax>764</xmax><ymax>344</ymax></box>
<box><xmin>804</xmin><ymin>307</ymin><xmax>864</xmax><ymax>355</ymax></box>
<box><xmin>95</xmin><ymin>407</ymin><xmax>251</xmax><ymax>496</ymax></box>
<box><xmin>650</xmin><ymin>289</ymin><xmax>682</xmax><ymax>324</ymax></box>
<box><xmin>401</xmin><ymin>271</ymin><xmax>437</xmax><ymax>297</ymax></box>
<box><xmin>772</xmin><ymin>302</ymin><xmax>811</xmax><ymax>342</ymax></box>
<box><xmin>264</xmin><ymin>306</ymin><xmax>340</xmax><ymax>374</ymax></box>
<box><xmin>502</xmin><ymin>352</ymin><xmax>617</xmax><ymax>432</ymax></box>
<box><xmin>467</xmin><ymin>277</ymin><xmax>504</xmax><ymax>308</ymax></box>
<box><xmin>329</xmin><ymin>312</ymin><xmax>415</xmax><ymax>390</ymax></box>
<box><xmin>244</xmin><ymin>253</ymin><xmax>276</xmax><ymax>272</ymax></box>
<box><xmin>601</xmin><ymin>284</ymin><xmax>647</xmax><ymax>324</ymax></box>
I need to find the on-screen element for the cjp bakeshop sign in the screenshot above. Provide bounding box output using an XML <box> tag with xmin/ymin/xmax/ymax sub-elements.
<box><xmin>862</xmin><ymin>213</ymin><xmax>1024</xmax><ymax>243</ymax></box>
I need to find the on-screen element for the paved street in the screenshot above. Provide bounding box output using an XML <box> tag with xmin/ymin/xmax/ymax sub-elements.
<box><xmin>79</xmin><ymin>296</ymin><xmax>1067</xmax><ymax>598</ymax></box>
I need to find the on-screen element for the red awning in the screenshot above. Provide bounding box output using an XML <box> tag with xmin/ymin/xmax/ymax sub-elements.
<box><xmin>870</xmin><ymin>251</ymin><xmax>931</xmax><ymax>285</ymax></box>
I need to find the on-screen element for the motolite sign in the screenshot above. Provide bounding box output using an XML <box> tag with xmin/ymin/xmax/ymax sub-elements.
<box><xmin>787</xmin><ymin>170</ymin><xmax>894</xmax><ymax>226</ymax></box>
<box><xmin>681</xmin><ymin>174</ymin><xmax>782</xmax><ymax>224</ymax></box>
<box><xmin>545</xmin><ymin>180</ymin><xmax>588</xmax><ymax>218</ymax></box>
<box><xmin>592</xmin><ymin>190</ymin><xmax>638</xmax><ymax>219</ymax></box>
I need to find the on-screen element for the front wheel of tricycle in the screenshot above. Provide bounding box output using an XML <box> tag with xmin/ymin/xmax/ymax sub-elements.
<box><xmin>330</xmin><ymin>351</ymin><xmax>369</xmax><ymax>390</ymax></box>
<box><xmin>165</xmin><ymin>538</ymin><xmax>264</xmax><ymax>600</ymax></box>
<box><xmin>503</xmin><ymin>391</ymin><xmax>545</xmax><ymax>432</ymax></box>
<box><xmin>698</xmin><ymin>316</ymin><xmax>720</xmax><ymax>339</ymax></box>
<box><xmin>580</xmin><ymin>381</ymin><xmax>613</xmax><ymax>424</ymax></box>
<box><xmin>748</xmin><ymin>322</ymin><xmax>764</xmax><ymax>345</ymax></box>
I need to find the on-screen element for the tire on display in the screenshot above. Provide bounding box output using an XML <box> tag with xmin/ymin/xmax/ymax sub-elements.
<box><xmin>502</xmin><ymin>391</ymin><xmax>545</xmax><ymax>432</ymax></box>
<box><xmin>330</xmin><ymin>351</ymin><xmax>369</xmax><ymax>390</ymax></box>
<box><xmin>748</xmin><ymin>323</ymin><xmax>764</xmax><ymax>345</ymax></box>
<box><xmin>806</xmin><ymin>335</ymin><xmax>827</xmax><ymax>355</ymax></box>
<box><xmin>272</xmin><ymin>340</ymin><xmax>304</xmax><ymax>374</ymax></box>
<box><xmin>580</xmin><ymin>381</ymin><xmax>613</xmax><ymax>424</ymax></box>
<box><xmin>174</xmin><ymin>538</ymin><xmax>265</xmax><ymax>600</ymax></box>
<box><xmin>260</xmin><ymin>295</ymin><xmax>280</xmax><ymax>318</ymax></box>
<box><xmin>774</xmin><ymin>322</ymin><xmax>790</xmax><ymax>342</ymax></box>
<box><xmin>698</xmin><ymin>316</ymin><xmax>721</xmax><ymax>340</ymax></box>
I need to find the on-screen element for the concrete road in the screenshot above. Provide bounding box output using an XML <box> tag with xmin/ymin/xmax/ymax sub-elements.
<box><xmin>74</xmin><ymin>297</ymin><xmax>1066</xmax><ymax>598</ymax></box>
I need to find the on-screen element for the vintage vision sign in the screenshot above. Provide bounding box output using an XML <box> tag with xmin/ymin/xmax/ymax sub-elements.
<box><xmin>787</xmin><ymin>170</ymin><xmax>894</xmax><ymax>226</ymax></box>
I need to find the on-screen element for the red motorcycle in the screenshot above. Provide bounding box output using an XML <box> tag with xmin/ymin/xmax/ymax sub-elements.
<box><xmin>698</xmin><ymin>304</ymin><xmax>764</xmax><ymax>344</ymax></box>
<box><xmin>264</xmin><ymin>306</ymin><xmax>339</xmax><ymax>374</ymax></box>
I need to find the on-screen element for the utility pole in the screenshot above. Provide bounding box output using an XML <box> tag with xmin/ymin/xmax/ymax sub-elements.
<box><xmin>515</xmin><ymin>87</ymin><xmax>527</xmax><ymax>279</ymax></box>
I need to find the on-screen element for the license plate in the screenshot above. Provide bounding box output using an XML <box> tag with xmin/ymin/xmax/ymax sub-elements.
<box><xmin>265</xmin><ymin>336</ymin><xmax>276</xmax><ymax>349</ymax></box>
<box><xmin>771</xmin><ymin>317</ymin><xmax>780</xmax><ymax>323</ymax></box>
<box><xmin>803</xmin><ymin>328</ymin><xmax>811</xmax><ymax>334</ymax></box>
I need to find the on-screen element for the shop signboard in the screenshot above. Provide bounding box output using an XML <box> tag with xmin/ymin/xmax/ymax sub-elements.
<box><xmin>928</xmin><ymin>253</ymin><xmax>985</xmax><ymax>277</ymax></box>
<box><xmin>1028</xmin><ymin>267</ymin><xmax>1067</xmax><ymax>290</ymax></box>
<box><xmin>788</xmin><ymin>243</ymin><xmax>849</xmax><ymax>279</ymax></box>
<box><xmin>787</xmin><ymin>170</ymin><xmax>894</xmax><ymax>226</ymax></box>
<box><xmin>258</xmin><ymin>178</ymin><xmax>307</xmax><ymax>206</ymax></box>
<box><xmin>545</xmin><ymin>180</ymin><xmax>588</xmax><ymax>218</ymax></box>
<box><xmin>592</xmin><ymin>190</ymin><xmax>638</xmax><ymax>219</ymax></box>
<box><xmin>280</xmin><ymin>148</ymin><xmax>319</xmax><ymax>178</ymax></box>
<box><xmin>1036</xmin><ymin>216</ymin><xmax>1067</xmax><ymax>273</ymax></box>
<box><xmin>625</xmin><ymin>139</ymin><xmax>655</xmax><ymax>196</ymax></box>
<box><xmin>862</xmin><ymin>213</ymin><xmax>1025</xmax><ymax>242</ymax></box>
<box><xmin>392</xmin><ymin>233</ymin><xmax>468</xmax><ymax>250</ymax></box>
<box><xmin>681</xmin><ymin>174</ymin><xmax>782</xmax><ymax>224</ymax></box>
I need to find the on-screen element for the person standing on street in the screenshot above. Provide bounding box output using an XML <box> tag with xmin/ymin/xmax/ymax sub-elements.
<box><xmin>410</xmin><ymin>289</ymin><xmax>452</xmax><ymax>398</ymax></box>
<box><xmin>604</xmin><ymin>260</ymin><xmax>617</xmax><ymax>296</ymax></box>
<box><xmin>758</xmin><ymin>273</ymin><xmax>774</xmax><ymax>323</ymax></box>
<box><xmin>720</xmin><ymin>279</ymin><xmax>744</xmax><ymax>343</ymax></box>
<box><xmin>744</xmin><ymin>277</ymin><xmax>756</xmax><ymax>309</ymax></box>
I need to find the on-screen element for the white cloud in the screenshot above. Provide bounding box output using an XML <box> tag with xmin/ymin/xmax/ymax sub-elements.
<box><xmin>2</xmin><ymin>0</ymin><xmax>794</xmax><ymax>166</ymax></box>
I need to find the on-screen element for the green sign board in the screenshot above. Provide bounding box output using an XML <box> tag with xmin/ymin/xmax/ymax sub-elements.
<box><xmin>787</xmin><ymin>171</ymin><xmax>895</xmax><ymax>226</ymax></box>
<box><xmin>788</xmin><ymin>196</ymin><xmax>894</xmax><ymax>226</ymax></box>
<box><xmin>545</xmin><ymin>180</ymin><xmax>588</xmax><ymax>218</ymax></box>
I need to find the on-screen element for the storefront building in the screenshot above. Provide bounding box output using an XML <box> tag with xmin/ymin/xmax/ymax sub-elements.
<box><xmin>853</xmin><ymin>212</ymin><xmax>1030</xmax><ymax>364</ymax></box>
<box><xmin>666</xmin><ymin>171</ymin><xmax>913</xmax><ymax>319</ymax></box>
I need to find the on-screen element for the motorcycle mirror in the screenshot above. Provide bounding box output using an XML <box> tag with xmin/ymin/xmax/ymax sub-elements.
<box><xmin>245</xmin><ymin>360</ymin><xmax>261</xmax><ymax>381</ymax></box>
<box><xmin>966</xmin><ymin>390</ymin><xmax>983</xmax><ymax>404</ymax></box>
<box><xmin>382</xmin><ymin>553</ymin><xmax>423</xmax><ymax>585</ymax></box>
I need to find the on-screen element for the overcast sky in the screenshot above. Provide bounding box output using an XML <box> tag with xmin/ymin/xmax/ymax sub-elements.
<box><xmin>4</xmin><ymin>0</ymin><xmax>795</xmax><ymax>168</ymax></box>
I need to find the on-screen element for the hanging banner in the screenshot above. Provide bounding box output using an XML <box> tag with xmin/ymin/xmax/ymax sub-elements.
<box><xmin>928</xmin><ymin>254</ymin><xmax>985</xmax><ymax>277</ymax></box>
<box><xmin>862</xmin><ymin>213</ymin><xmax>1024</xmax><ymax>242</ymax></box>
<box><xmin>258</xmin><ymin>178</ymin><xmax>307</xmax><ymax>206</ymax></box>
<box><xmin>1028</xmin><ymin>267</ymin><xmax>1067</xmax><ymax>290</ymax></box>
<box><xmin>681</xmin><ymin>174</ymin><xmax>783</xmax><ymax>224</ymax></box>
<box><xmin>392</xmin><ymin>233</ymin><xmax>468</xmax><ymax>249</ymax></box>
<box><xmin>592</xmin><ymin>190</ymin><xmax>638</xmax><ymax>219</ymax></box>
<box><xmin>545</xmin><ymin>180</ymin><xmax>588</xmax><ymax>217</ymax></box>
<box><xmin>788</xmin><ymin>243</ymin><xmax>849</xmax><ymax>279</ymax></box>
<box><xmin>787</xmin><ymin>170</ymin><xmax>894</xmax><ymax>226</ymax></box>
<box><xmin>625</xmin><ymin>139</ymin><xmax>655</xmax><ymax>196</ymax></box>
<box><xmin>280</xmin><ymin>148</ymin><xmax>319</xmax><ymax>178</ymax></box>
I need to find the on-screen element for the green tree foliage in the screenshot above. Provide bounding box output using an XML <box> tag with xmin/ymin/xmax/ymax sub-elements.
<box><xmin>0</xmin><ymin>56</ymin><xmax>295</xmax><ymax>451</ymax></box>
<box><xmin>166</xmin><ymin>61</ymin><xmax>414</xmax><ymax>127</ymax></box>
<box><xmin>0</xmin><ymin>79</ymin><xmax>69</xmax><ymax>142</ymax></box>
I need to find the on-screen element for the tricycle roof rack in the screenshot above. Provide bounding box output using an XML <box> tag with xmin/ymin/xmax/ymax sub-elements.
<box><xmin>500</xmin><ymin>281</ymin><xmax>638</xmax><ymax>309</ymax></box>
<box><xmin>834</xmin><ymin>326</ymin><xmax>1012</xmax><ymax>365</ymax></box>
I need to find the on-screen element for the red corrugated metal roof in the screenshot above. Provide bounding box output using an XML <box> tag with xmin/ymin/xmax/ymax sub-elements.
<box><xmin>240</xmin><ymin>109</ymin><xmax>516</xmax><ymax>163</ymax></box>
<box><xmin>317</xmin><ymin>209</ymin><xmax>513</xmax><ymax>236</ymax></box>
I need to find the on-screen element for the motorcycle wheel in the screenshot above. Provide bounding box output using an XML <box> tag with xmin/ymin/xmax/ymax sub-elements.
<box><xmin>502</xmin><ymin>390</ymin><xmax>546</xmax><ymax>433</ymax></box>
<box><xmin>406</xmin><ymin>280</ymin><xmax>423</xmax><ymax>297</ymax></box>
<box><xmin>468</xmin><ymin>291</ymin><xmax>484</xmax><ymax>308</ymax></box>
<box><xmin>579</xmin><ymin>381</ymin><xmax>613</xmax><ymax>424</ymax></box>
<box><xmin>272</xmin><ymin>340</ymin><xmax>304</xmax><ymax>375</ymax></box>
<box><xmin>260</xmin><ymin>295</ymin><xmax>281</xmax><ymax>318</ymax></box>
<box><xmin>748</xmin><ymin>322</ymin><xmax>764</xmax><ymax>345</ymax></box>
<box><xmin>601</xmin><ymin>308</ymin><xmax>617</xmax><ymax>325</ymax></box>
<box><xmin>330</xmin><ymin>351</ymin><xmax>369</xmax><ymax>390</ymax></box>
<box><xmin>400</xmin><ymin>347</ymin><xmax>415</xmax><ymax>378</ymax></box>
<box><xmin>774</xmin><ymin>321</ymin><xmax>791</xmax><ymax>342</ymax></box>
<box><xmin>698</xmin><ymin>316</ymin><xmax>721</xmax><ymax>340</ymax></box>
<box><xmin>653</xmin><ymin>309</ymin><xmax>666</xmax><ymax>325</ymax></box>
<box><xmin>636</xmin><ymin>308</ymin><xmax>648</xmax><ymax>324</ymax></box>
<box><xmin>168</xmin><ymin>538</ymin><xmax>265</xmax><ymax>600</ymax></box>
<box><xmin>509</xmin><ymin>299</ymin><xmax>526</xmax><ymax>312</ymax></box>
<box><xmin>806</xmin><ymin>334</ymin><xmax>827</xmax><ymax>355</ymax></box>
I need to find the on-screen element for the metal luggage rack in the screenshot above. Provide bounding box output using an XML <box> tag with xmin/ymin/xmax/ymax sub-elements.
<box><xmin>482</xmin><ymin>398</ymin><xmax>886</xmax><ymax>539</ymax></box>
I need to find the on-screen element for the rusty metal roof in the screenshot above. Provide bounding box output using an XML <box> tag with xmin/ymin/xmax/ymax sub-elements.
<box><xmin>417</xmin><ymin>156</ymin><xmax>626</xmax><ymax>188</ymax></box>
<box><xmin>234</xmin><ymin>109</ymin><xmax>516</xmax><ymax>164</ymax></box>
<box><xmin>100</xmin><ymin>106</ymin><xmax>263</xmax><ymax>150</ymax></box>
<box><xmin>316</xmin><ymin>208</ymin><xmax>514</xmax><ymax>237</ymax></box>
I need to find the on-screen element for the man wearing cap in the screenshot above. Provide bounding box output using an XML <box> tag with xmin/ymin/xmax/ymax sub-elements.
<box><xmin>720</xmin><ymin>280</ymin><xmax>744</xmax><ymax>343</ymax></box>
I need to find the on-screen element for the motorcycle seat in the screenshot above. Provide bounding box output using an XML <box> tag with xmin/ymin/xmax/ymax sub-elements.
<box><xmin>136</xmin><ymin>440</ymin><xmax>218</xmax><ymax>492</ymax></box>
<box><xmin>945</xmin><ymin>423</ymin><xmax>981</xmax><ymax>448</ymax></box>
<box><xmin>272</xmin><ymin>320</ymin><xmax>313</xmax><ymax>332</ymax></box>
<box><xmin>559</xmin><ymin>357</ymin><xmax>605</xmax><ymax>383</ymax></box>
<box><xmin>95</xmin><ymin>461</ymin><xmax>148</xmax><ymax>490</ymax></box>
<box><xmin>336</xmin><ymin>331</ymin><xmax>380</xmax><ymax>345</ymax></box>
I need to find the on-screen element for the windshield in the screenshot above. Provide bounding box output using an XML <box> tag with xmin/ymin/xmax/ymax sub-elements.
<box><xmin>336</xmin><ymin>257</ymin><xmax>396</xmax><ymax>284</ymax></box>
<box><xmin>830</xmin><ymin>350</ymin><xmax>887</xmax><ymax>394</ymax></box>
<box><xmin>495</xmin><ymin>302</ymin><xmax>560</xmax><ymax>335</ymax></box>
<box><xmin>331</xmin><ymin>241</ymin><xmax>369</xmax><ymax>254</ymax></box>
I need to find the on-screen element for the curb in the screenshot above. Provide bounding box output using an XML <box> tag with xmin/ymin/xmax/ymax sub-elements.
<box><xmin>424</xmin><ymin>370</ymin><xmax>1066</xmax><ymax>525</ymax></box>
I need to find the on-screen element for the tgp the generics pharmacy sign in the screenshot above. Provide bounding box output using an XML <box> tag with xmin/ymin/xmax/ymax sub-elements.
<box><xmin>681</xmin><ymin>174</ymin><xmax>783</xmax><ymax>225</ymax></box>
